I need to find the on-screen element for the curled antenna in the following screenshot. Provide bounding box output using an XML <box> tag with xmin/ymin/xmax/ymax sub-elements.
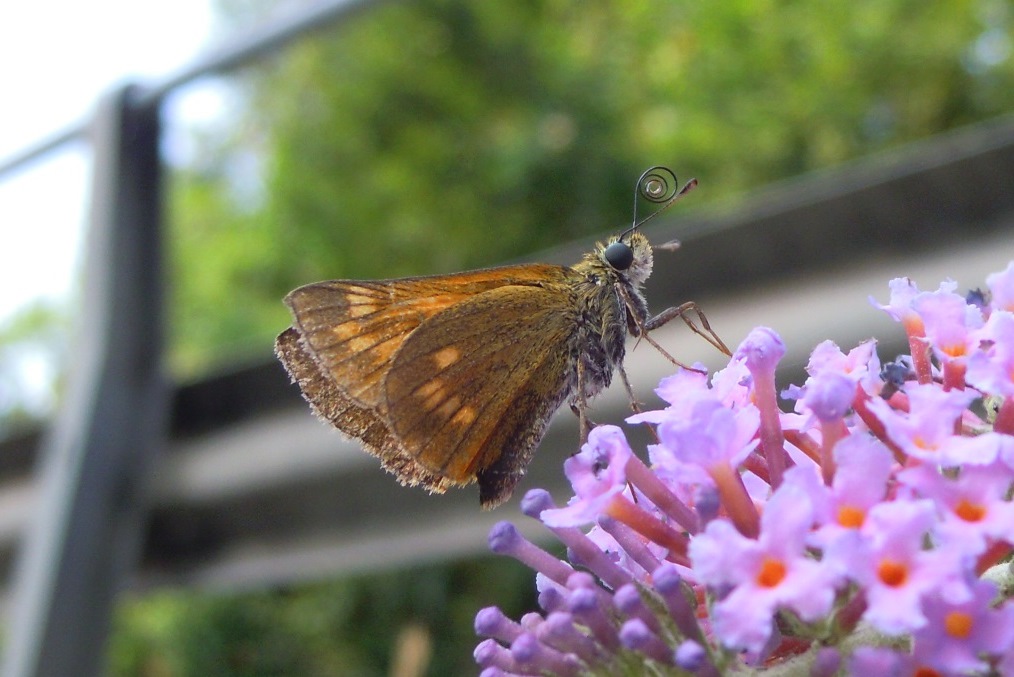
<box><xmin>619</xmin><ymin>165</ymin><xmax>697</xmax><ymax>241</ymax></box>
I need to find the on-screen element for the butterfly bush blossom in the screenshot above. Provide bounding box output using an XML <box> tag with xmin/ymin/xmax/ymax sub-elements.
<box><xmin>473</xmin><ymin>262</ymin><xmax>1014</xmax><ymax>676</ymax></box>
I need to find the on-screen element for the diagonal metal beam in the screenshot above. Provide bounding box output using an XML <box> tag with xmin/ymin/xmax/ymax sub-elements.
<box><xmin>2</xmin><ymin>84</ymin><xmax>167</xmax><ymax>677</ymax></box>
<box><xmin>0</xmin><ymin>0</ymin><xmax>381</xmax><ymax>179</ymax></box>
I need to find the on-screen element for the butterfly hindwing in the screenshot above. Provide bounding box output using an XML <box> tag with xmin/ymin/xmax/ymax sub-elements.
<box><xmin>384</xmin><ymin>283</ymin><xmax>580</xmax><ymax>507</ymax></box>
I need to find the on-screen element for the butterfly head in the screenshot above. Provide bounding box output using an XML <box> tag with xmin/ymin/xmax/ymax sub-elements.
<box><xmin>600</xmin><ymin>230</ymin><xmax>653</xmax><ymax>287</ymax></box>
<box><xmin>596</xmin><ymin>166</ymin><xmax>695</xmax><ymax>289</ymax></box>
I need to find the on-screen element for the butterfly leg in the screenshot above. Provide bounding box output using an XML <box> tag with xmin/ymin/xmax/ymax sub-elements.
<box><xmin>645</xmin><ymin>301</ymin><xmax>732</xmax><ymax>358</ymax></box>
<box><xmin>616</xmin><ymin>286</ymin><xmax>727</xmax><ymax>369</ymax></box>
<box><xmin>573</xmin><ymin>361</ymin><xmax>595</xmax><ymax>444</ymax></box>
<box><xmin>570</xmin><ymin>403</ymin><xmax>596</xmax><ymax>445</ymax></box>
<box><xmin>616</xmin><ymin>361</ymin><xmax>643</xmax><ymax>414</ymax></box>
<box><xmin>617</xmin><ymin>360</ymin><xmax>667</xmax><ymax>450</ymax></box>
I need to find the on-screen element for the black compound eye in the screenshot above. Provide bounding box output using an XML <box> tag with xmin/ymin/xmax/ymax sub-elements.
<box><xmin>603</xmin><ymin>241</ymin><xmax>634</xmax><ymax>270</ymax></box>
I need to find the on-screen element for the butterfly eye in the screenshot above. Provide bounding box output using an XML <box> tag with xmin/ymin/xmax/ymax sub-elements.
<box><xmin>603</xmin><ymin>241</ymin><xmax>634</xmax><ymax>271</ymax></box>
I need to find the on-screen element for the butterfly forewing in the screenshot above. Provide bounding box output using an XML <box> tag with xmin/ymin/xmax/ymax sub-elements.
<box><xmin>285</xmin><ymin>280</ymin><xmax>467</xmax><ymax>408</ymax></box>
<box><xmin>275</xmin><ymin>326</ymin><xmax>457</xmax><ymax>492</ymax></box>
<box><xmin>285</xmin><ymin>266</ymin><xmax>574</xmax><ymax>407</ymax></box>
<box><xmin>385</xmin><ymin>284</ymin><xmax>578</xmax><ymax>485</ymax></box>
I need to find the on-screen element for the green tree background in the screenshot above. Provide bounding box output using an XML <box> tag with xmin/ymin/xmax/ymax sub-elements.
<box><xmin>9</xmin><ymin>0</ymin><xmax>1013</xmax><ymax>674</ymax></box>
<box><xmin>166</xmin><ymin>0</ymin><xmax>1014</xmax><ymax>377</ymax></box>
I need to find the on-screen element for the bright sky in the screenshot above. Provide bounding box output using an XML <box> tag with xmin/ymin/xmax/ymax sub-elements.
<box><xmin>0</xmin><ymin>0</ymin><xmax>217</xmax><ymax>323</ymax></box>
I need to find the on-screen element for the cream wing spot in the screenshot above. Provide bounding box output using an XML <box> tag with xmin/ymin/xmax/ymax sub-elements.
<box><xmin>451</xmin><ymin>406</ymin><xmax>477</xmax><ymax>428</ymax></box>
<box><xmin>432</xmin><ymin>346</ymin><xmax>461</xmax><ymax>369</ymax></box>
<box><xmin>326</xmin><ymin>323</ymin><xmax>383</xmax><ymax>355</ymax></box>
<box><xmin>330</xmin><ymin>328</ymin><xmax>377</xmax><ymax>354</ymax></box>
<box><xmin>345</xmin><ymin>292</ymin><xmax>380</xmax><ymax>305</ymax></box>
<box><xmin>415</xmin><ymin>379</ymin><xmax>443</xmax><ymax>399</ymax></box>
<box><xmin>417</xmin><ymin>380</ymin><xmax>449</xmax><ymax>411</ymax></box>
<box><xmin>328</xmin><ymin>323</ymin><xmax>358</xmax><ymax>341</ymax></box>
<box><xmin>347</xmin><ymin>303</ymin><xmax>379</xmax><ymax>318</ymax></box>
<box><xmin>436</xmin><ymin>396</ymin><xmax>462</xmax><ymax>420</ymax></box>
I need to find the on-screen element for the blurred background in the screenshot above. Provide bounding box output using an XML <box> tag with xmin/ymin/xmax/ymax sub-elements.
<box><xmin>2</xmin><ymin>0</ymin><xmax>1014</xmax><ymax>675</ymax></box>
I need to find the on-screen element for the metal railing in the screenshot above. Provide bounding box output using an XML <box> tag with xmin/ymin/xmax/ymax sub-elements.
<box><xmin>0</xmin><ymin>0</ymin><xmax>376</xmax><ymax>178</ymax></box>
<box><xmin>0</xmin><ymin>3</ymin><xmax>381</xmax><ymax>676</ymax></box>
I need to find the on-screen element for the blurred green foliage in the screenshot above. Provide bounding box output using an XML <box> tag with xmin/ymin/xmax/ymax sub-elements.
<box><xmin>110</xmin><ymin>556</ymin><xmax>537</xmax><ymax>676</ymax></box>
<box><xmin>167</xmin><ymin>0</ymin><xmax>1014</xmax><ymax>376</ymax></box>
<box><xmin>30</xmin><ymin>0</ymin><xmax>1014</xmax><ymax>674</ymax></box>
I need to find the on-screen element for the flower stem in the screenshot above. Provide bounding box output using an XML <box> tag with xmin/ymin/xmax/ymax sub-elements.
<box><xmin>708</xmin><ymin>460</ymin><xmax>760</xmax><ymax>538</ymax></box>
<box><xmin>605</xmin><ymin>495</ymin><xmax>690</xmax><ymax>564</ymax></box>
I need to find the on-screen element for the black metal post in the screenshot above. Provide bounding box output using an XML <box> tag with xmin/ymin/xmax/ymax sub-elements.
<box><xmin>2</xmin><ymin>84</ymin><xmax>167</xmax><ymax>677</ymax></box>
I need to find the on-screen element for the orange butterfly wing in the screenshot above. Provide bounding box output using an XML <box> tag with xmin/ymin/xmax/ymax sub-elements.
<box><xmin>283</xmin><ymin>265</ymin><xmax>570</xmax><ymax>409</ymax></box>
<box><xmin>278</xmin><ymin>264</ymin><xmax>578</xmax><ymax>506</ymax></box>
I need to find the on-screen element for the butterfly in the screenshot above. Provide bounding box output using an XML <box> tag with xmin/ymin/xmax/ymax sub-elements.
<box><xmin>275</xmin><ymin>167</ymin><xmax>726</xmax><ymax>508</ymax></box>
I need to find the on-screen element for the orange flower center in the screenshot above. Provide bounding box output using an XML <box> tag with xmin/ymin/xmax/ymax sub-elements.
<box><xmin>836</xmin><ymin>505</ymin><xmax>865</xmax><ymax>528</ymax></box>
<box><xmin>912</xmin><ymin>435</ymin><xmax>937</xmax><ymax>452</ymax></box>
<box><xmin>912</xmin><ymin>668</ymin><xmax>942</xmax><ymax>677</ymax></box>
<box><xmin>941</xmin><ymin>344</ymin><xmax>966</xmax><ymax>358</ymax></box>
<box><xmin>877</xmin><ymin>558</ymin><xmax>908</xmax><ymax>587</ymax></box>
<box><xmin>944</xmin><ymin>611</ymin><xmax>974</xmax><ymax>639</ymax></box>
<box><xmin>903</xmin><ymin>317</ymin><xmax>925</xmax><ymax>336</ymax></box>
<box><xmin>954</xmin><ymin>499</ymin><xmax>986</xmax><ymax>522</ymax></box>
<box><xmin>755</xmin><ymin>557</ymin><xmax>787</xmax><ymax>588</ymax></box>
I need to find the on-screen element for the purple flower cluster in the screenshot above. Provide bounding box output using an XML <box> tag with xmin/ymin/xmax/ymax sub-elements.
<box><xmin>474</xmin><ymin>262</ymin><xmax>1014</xmax><ymax>676</ymax></box>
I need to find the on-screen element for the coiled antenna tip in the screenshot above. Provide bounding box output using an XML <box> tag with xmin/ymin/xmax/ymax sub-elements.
<box><xmin>621</xmin><ymin>166</ymin><xmax>697</xmax><ymax>240</ymax></box>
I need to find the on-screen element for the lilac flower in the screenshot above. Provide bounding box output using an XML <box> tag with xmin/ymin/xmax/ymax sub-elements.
<box><xmin>870</xmin><ymin>276</ymin><xmax>924</xmax><ymax>326</ymax></box>
<box><xmin>510</xmin><ymin>632</ymin><xmax>582</xmax><ymax>677</ymax></box>
<box><xmin>539</xmin><ymin>426</ymin><xmax>631</xmax><ymax>528</ymax></box>
<box><xmin>673</xmin><ymin>639</ymin><xmax>708</xmax><ymax>672</ymax></box>
<box><xmin>475</xmin><ymin>606</ymin><xmax>524</xmax><ymax>644</ymax></box>
<box><xmin>911</xmin><ymin>285</ymin><xmax>984</xmax><ymax>363</ymax></box>
<box><xmin>800</xmin><ymin>370</ymin><xmax>856</xmax><ymax>422</ymax></box>
<box><xmin>867</xmin><ymin>382</ymin><xmax>983</xmax><ymax>465</ymax></box>
<box><xmin>798</xmin><ymin>370</ymin><xmax>856</xmax><ymax>482</ymax></box>
<box><xmin>735</xmin><ymin>326</ymin><xmax>786</xmax><ymax>373</ymax></box>
<box><xmin>540</xmin><ymin>426</ymin><xmax>693</xmax><ymax>560</ymax></box>
<box><xmin>632</xmin><ymin>363</ymin><xmax>712</xmax><ymax>422</ymax></box>
<box><xmin>801</xmin><ymin>435</ymin><xmax>894</xmax><ymax>547</ymax></box>
<box><xmin>986</xmin><ymin>261</ymin><xmax>1014</xmax><ymax>312</ymax></box>
<box><xmin>474</xmin><ymin>262</ymin><xmax>1014</xmax><ymax>676</ymax></box>
<box><xmin>487</xmin><ymin>522</ymin><xmax>574</xmax><ymax>587</ymax></box>
<box><xmin>474</xmin><ymin>638</ymin><xmax>521</xmax><ymax>673</ymax></box>
<box><xmin>809</xmin><ymin>648</ymin><xmax>841</xmax><ymax>677</ymax></box>
<box><xmin>847</xmin><ymin>646</ymin><xmax>911</xmax><ymax>675</ymax></box>
<box><xmin>708</xmin><ymin>358</ymin><xmax>754</xmax><ymax>408</ymax></box>
<box><xmin>899</xmin><ymin>462</ymin><xmax>1014</xmax><ymax>557</ymax></box>
<box><xmin>805</xmin><ymin>338</ymin><xmax>881</xmax><ymax>395</ymax></box>
<box><xmin>967</xmin><ymin>310</ymin><xmax>1014</xmax><ymax>398</ymax></box>
<box><xmin>827</xmin><ymin>498</ymin><xmax>970</xmax><ymax>634</ymax></box>
<box><xmin>655</xmin><ymin>397</ymin><xmax>760</xmax><ymax>537</ymax></box>
<box><xmin>690</xmin><ymin>480</ymin><xmax>838</xmax><ymax>652</ymax></box>
<box><xmin>734</xmin><ymin>327</ymin><xmax>789</xmax><ymax>486</ymax></box>
<box><xmin>655</xmin><ymin>398</ymin><xmax>759</xmax><ymax>470</ymax></box>
<box><xmin>911</xmin><ymin>580</ymin><xmax>1014</xmax><ymax>675</ymax></box>
<box><xmin>871</xmin><ymin>277</ymin><xmax>939</xmax><ymax>383</ymax></box>
<box><xmin>618</xmin><ymin>619</ymin><xmax>672</xmax><ymax>664</ymax></box>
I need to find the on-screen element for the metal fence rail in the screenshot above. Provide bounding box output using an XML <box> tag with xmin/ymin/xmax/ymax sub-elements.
<box><xmin>0</xmin><ymin>3</ymin><xmax>381</xmax><ymax>676</ymax></box>
<box><xmin>2</xmin><ymin>86</ymin><xmax>166</xmax><ymax>677</ymax></box>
